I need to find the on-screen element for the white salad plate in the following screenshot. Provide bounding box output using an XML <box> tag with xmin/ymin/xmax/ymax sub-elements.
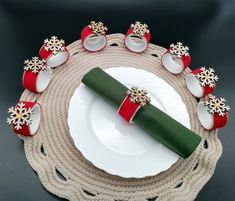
<box><xmin>68</xmin><ymin>67</ymin><xmax>191</xmax><ymax>178</ymax></box>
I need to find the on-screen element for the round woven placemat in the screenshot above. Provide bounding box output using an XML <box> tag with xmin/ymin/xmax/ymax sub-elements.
<box><xmin>20</xmin><ymin>34</ymin><xmax>222</xmax><ymax>201</ymax></box>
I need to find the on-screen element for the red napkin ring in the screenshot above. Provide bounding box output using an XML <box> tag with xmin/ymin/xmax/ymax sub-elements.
<box><xmin>186</xmin><ymin>67</ymin><xmax>218</xmax><ymax>98</ymax></box>
<box><xmin>7</xmin><ymin>101</ymin><xmax>41</xmax><ymax>136</ymax></box>
<box><xmin>39</xmin><ymin>36</ymin><xmax>69</xmax><ymax>68</ymax></box>
<box><xmin>81</xmin><ymin>21</ymin><xmax>108</xmax><ymax>52</ymax></box>
<box><xmin>22</xmin><ymin>56</ymin><xmax>52</xmax><ymax>93</ymax></box>
<box><xmin>118</xmin><ymin>87</ymin><xmax>151</xmax><ymax>123</ymax></box>
<box><xmin>197</xmin><ymin>95</ymin><xmax>230</xmax><ymax>130</ymax></box>
<box><xmin>124</xmin><ymin>21</ymin><xmax>151</xmax><ymax>53</ymax></box>
<box><xmin>161</xmin><ymin>42</ymin><xmax>191</xmax><ymax>74</ymax></box>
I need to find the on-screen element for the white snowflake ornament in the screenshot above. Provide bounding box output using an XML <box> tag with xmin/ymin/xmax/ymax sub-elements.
<box><xmin>7</xmin><ymin>102</ymin><xmax>34</xmax><ymax>130</ymax></box>
<box><xmin>44</xmin><ymin>36</ymin><xmax>65</xmax><ymax>55</ymax></box>
<box><xmin>24</xmin><ymin>57</ymin><xmax>46</xmax><ymax>73</ymax></box>
<box><xmin>127</xmin><ymin>86</ymin><xmax>151</xmax><ymax>106</ymax></box>
<box><xmin>170</xmin><ymin>42</ymin><xmax>189</xmax><ymax>59</ymax></box>
<box><xmin>204</xmin><ymin>95</ymin><xmax>230</xmax><ymax>116</ymax></box>
<box><xmin>131</xmin><ymin>21</ymin><xmax>149</xmax><ymax>37</ymax></box>
<box><xmin>196</xmin><ymin>67</ymin><xmax>218</xmax><ymax>88</ymax></box>
<box><xmin>88</xmin><ymin>21</ymin><xmax>108</xmax><ymax>35</ymax></box>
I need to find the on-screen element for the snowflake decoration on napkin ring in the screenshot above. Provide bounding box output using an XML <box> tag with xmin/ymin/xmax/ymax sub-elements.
<box><xmin>88</xmin><ymin>21</ymin><xmax>108</xmax><ymax>35</ymax></box>
<box><xmin>24</xmin><ymin>57</ymin><xmax>47</xmax><ymax>74</ymax></box>
<box><xmin>170</xmin><ymin>42</ymin><xmax>189</xmax><ymax>59</ymax></box>
<box><xmin>204</xmin><ymin>94</ymin><xmax>230</xmax><ymax>117</ymax></box>
<box><xmin>44</xmin><ymin>36</ymin><xmax>65</xmax><ymax>55</ymax></box>
<box><xmin>127</xmin><ymin>86</ymin><xmax>151</xmax><ymax>106</ymax></box>
<box><xmin>196</xmin><ymin>67</ymin><xmax>218</xmax><ymax>88</ymax></box>
<box><xmin>119</xmin><ymin>87</ymin><xmax>151</xmax><ymax>123</ymax></box>
<box><xmin>7</xmin><ymin>102</ymin><xmax>34</xmax><ymax>130</ymax></box>
<box><xmin>130</xmin><ymin>21</ymin><xmax>150</xmax><ymax>37</ymax></box>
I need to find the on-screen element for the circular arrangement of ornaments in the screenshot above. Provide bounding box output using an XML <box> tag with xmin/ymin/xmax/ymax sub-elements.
<box><xmin>6</xmin><ymin>21</ymin><xmax>230</xmax><ymax>201</ymax></box>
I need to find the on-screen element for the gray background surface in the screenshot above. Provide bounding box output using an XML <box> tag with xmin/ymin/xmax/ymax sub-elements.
<box><xmin>0</xmin><ymin>0</ymin><xmax>234</xmax><ymax>200</ymax></box>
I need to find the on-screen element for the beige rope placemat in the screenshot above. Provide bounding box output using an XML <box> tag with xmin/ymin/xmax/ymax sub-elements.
<box><xmin>20</xmin><ymin>34</ymin><xmax>222</xmax><ymax>201</ymax></box>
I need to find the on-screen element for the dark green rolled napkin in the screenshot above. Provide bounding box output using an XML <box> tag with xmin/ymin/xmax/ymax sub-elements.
<box><xmin>82</xmin><ymin>67</ymin><xmax>201</xmax><ymax>158</ymax></box>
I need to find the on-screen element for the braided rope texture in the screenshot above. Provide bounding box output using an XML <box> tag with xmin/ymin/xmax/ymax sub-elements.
<box><xmin>20</xmin><ymin>34</ymin><xmax>222</xmax><ymax>201</ymax></box>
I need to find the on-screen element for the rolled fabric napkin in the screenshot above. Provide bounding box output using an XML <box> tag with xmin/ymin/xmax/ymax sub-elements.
<box><xmin>82</xmin><ymin>67</ymin><xmax>201</xmax><ymax>158</ymax></box>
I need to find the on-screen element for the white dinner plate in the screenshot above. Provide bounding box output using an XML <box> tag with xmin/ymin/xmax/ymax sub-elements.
<box><xmin>68</xmin><ymin>67</ymin><xmax>191</xmax><ymax>178</ymax></box>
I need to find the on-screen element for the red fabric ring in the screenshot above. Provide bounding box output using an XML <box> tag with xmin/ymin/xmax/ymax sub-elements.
<box><xmin>22</xmin><ymin>67</ymin><xmax>52</xmax><ymax>93</ymax></box>
<box><xmin>39</xmin><ymin>45</ymin><xmax>69</xmax><ymax>68</ymax></box>
<box><xmin>191</xmin><ymin>68</ymin><xmax>216</xmax><ymax>96</ymax></box>
<box><xmin>124</xmin><ymin>27</ymin><xmax>151</xmax><ymax>53</ymax></box>
<box><xmin>186</xmin><ymin>68</ymin><xmax>216</xmax><ymax>98</ymax></box>
<box><xmin>197</xmin><ymin>100</ymin><xmax>229</xmax><ymax>130</ymax></box>
<box><xmin>11</xmin><ymin>101</ymin><xmax>41</xmax><ymax>136</ymax></box>
<box><xmin>39</xmin><ymin>37</ymin><xmax>69</xmax><ymax>68</ymax></box>
<box><xmin>118</xmin><ymin>96</ymin><xmax>141</xmax><ymax>123</ymax></box>
<box><xmin>81</xmin><ymin>26</ymin><xmax>107</xmax><ymax>52</ymax></box>
<box><xmin>161</xmin><ymin>49</ymin><xmax>191</xmax><ymax>74</ymax></box>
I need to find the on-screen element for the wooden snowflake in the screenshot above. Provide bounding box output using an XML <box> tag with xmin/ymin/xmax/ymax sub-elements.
<box><xmin>44</xmin><ymin>36</ymin><xmax>65</xmax><ymax>55</ymax></box>
<box><xmin>24</xmin><ymin>57</ymin><xmax>47</xmax><ymax>73</ymax></box>
<box><xmin>88</xmin><ymin>21</ymin><xmax>108</xmax><ymax>35</ymax></box>
<box><xmin>127</xmin><ymin>86</ymin><xmax>151</xmax><ymax>106</ymax></box>
<box><xmin>204</xmin><ymin>95</ymin><xmax>230</xmax><ymax>116</ymax></box>
<box><xmin>131</xmin><ymin>21</ymin><xmax>149</xmax><ymax>37</ymax></box>
<box><xmin>196</xmin><ymin>67</ymin><xmax>218</xmax><ymax>88</ymax></box>
<box><xmin>170</xmin><ymin>42</ymin><xmax>189</xmax><ymax>59</ymax></box>
<box><xmin>7</xmin><ymin>102</ymin><xmax>34</xmax><ymax>130</ymax></box>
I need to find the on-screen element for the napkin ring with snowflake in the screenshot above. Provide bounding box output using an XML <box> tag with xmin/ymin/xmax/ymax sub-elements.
<box><xmin>118</xmin><ymin>87</ymin><xmax>151</xmax><ymax>123</ymax></box>
<box><xmin>23</xmin><ymin>56</ymin><xmax>52</xmax><ymax>93</ymax></box>
<box><xmin>197</xmin><ymin>95</ymin><xmax>230</xmax><ymax>130</ymax></box>
<box><xmin>39</xmin><ymin>36</ymin><xmax>69</xmax><ymax>68</ymax></box>
<box><xmin>7</xmin><ymin>101</ymin><xmax>41</xmax><ymax>136</ymax></box>
<box><xmin>162</xmin><ymin>42</ymin><xmax>191</xmax><ymax>74</ymax></box>
<box><xmin>186</xmin><ymin>67</ymin><xmax>219</xmax><ymax>98</ymax></box>
<box><xmin>81</xmin><ymin>21</ymin><xmax>108</xmax><ymax>52</ymax></box>
<box><xmin>124</xmin><ymin>21</ymin><xmax>151</xmax><ymax>53</ymax></box>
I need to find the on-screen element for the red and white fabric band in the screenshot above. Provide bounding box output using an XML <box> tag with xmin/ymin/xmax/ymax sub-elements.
<box><xmin>7</xmin><ymin>101</ymin><xmax>41</xmax><ymax>136</ymax></box>
<box><xmin>81</xmin><ymin>21</ymin><xmax>108</xmax><ymax>52</ymax></box>
<box><xmin>197</xmin><ymin>95</ymin><xmax>230</xmax><ymax>130</ymax></box>
<box><xmin>118</xmin><ymin>87</ymin><xmax>151</xmax><ymax>123</ymax></box>
<box><xmin>186</xmin><ymin>67</ymin><xmax>218</xmax><ymax>98</ymax></box>
<box><xmin>124</xmin><ymin>21</ymin><xmax>151</xmax><ymax>53</ymax></box>
<box><xmin>39</xmin><ymin>36</ymin><xmax>69</xmax><ymax>68</ymax></box>
<box><xmin>162</xmin><ymin>42</ymin><xmax>191</xmax><ymax>74</ymax></box>
<box><xmin>22</xmin><ymin>57</ymin><xmax>52</xmax><ymax>93</ymax></box>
